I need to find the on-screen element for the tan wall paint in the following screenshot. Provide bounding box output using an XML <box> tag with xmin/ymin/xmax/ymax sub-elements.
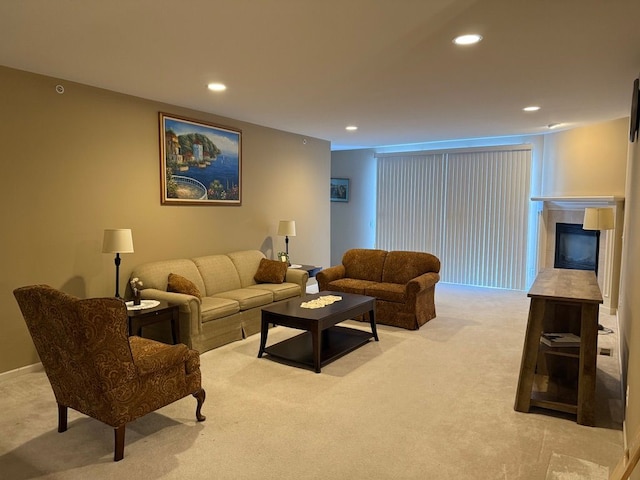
<box><xmin>619</xmin><ymin>133</ymin><xmax>640</xmax><ymax>479</ymax></box>
<box><xmin>0</xmin><ymin>66</ymin><xmax>331</xmax><ymax>374</ymax></box>
<box><xmin>541</xmin><ymin>118</ymin><xmax>628</xmax><ymax>196</ymax></box>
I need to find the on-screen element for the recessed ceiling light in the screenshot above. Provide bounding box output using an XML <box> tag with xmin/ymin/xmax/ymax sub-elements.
<box><xmin>207</xmin><ymin>82</ymin><xmax>227</xmax><ymax>92</ymax></box>
<box><xmin>523</xmin><ymin>106</ymin><xmax>541</xmax><ymax>112</ymax></box>
<box><xmin>453</xmin><ymin>34</ymin><xmax>482</xmax><ymax>45</ymax></box>
<box><xmin>346</xmin><ymin>125</ymin><xmax>358</xmax><ymax>131</ymax></box>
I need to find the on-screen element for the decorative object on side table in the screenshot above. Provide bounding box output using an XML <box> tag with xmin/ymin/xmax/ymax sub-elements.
<box><xmin>102</xmin><ymin>228</ymin><xmax>134</xmax><ymax>298</ymax></box>
<box><xmin>130</xmin><ymin>277</ymin><xmax>143</xmax><ymax>305</ymax></box>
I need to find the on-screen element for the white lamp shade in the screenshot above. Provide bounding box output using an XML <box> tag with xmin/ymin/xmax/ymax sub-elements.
<box><xmin>583</xmin><ymin>208</ymin><xmax>615</xmax><ymax>230</ymax></box>
<box><xmin>277</xmin><ymin>220</ymin><xmax>296</xmax><ymax>237</ymax></box>
<box><xmin>102</xmin><ymin>229</ymin><xmax>134</xmax><ymax>253</ymax></box>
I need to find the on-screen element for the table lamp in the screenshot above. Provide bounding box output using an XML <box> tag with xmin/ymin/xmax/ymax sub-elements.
<box><xmin>583</xmin><ymin>207</ymin><xmax>615</xmax><ymax>231</ymax></box>
<box><xmin>102</xmin><ymin>228</ymin><xmax>134</xmax><ymax>298</ymax></box>
<box><xmin>277</xmin><ymin>220</ymin><xmax>296</xmax><ymax>256</ymax></box>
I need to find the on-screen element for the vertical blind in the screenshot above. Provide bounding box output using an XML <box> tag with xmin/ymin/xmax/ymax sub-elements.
<box><xmin>376</xmin><ymin>147</ymin><xmax>531</xmax><ymax>290</ymax></box>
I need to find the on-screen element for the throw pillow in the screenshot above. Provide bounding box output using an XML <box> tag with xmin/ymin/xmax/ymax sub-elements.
<box><xmin>167</xmin><ymin>273</ymin><xmax>202</xmax><ymax>300</ymax></box>
<box><xmin>254</xmin><ymin>258</ymin><xmax>288</xmax><ymax>284</ymax></box>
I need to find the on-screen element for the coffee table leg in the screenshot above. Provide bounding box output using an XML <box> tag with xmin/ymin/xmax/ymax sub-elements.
<box><xmin>258</xmin><ymin>315</ymin><xmax>269</xmax><ymax>358</ymax></box>
<box><xmin>311</xmin><ymin>326</ymin><xmax>321</xmax><ymax>373</ymax></box>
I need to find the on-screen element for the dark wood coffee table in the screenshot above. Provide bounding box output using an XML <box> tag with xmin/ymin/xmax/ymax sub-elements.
<box><xmin>258</xmin><ymin>291</ymin><xmax>378</xmax><ymax>373</ymax></box>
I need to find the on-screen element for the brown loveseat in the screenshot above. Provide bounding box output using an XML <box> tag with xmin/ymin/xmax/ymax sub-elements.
<box><xmin>316</xmin><ymin>249</ymin><xmax>441</xmax><ymax>330</ymax></box>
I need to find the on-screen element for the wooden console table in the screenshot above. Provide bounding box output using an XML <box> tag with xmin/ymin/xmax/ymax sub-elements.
<box><xmin>514</xmin><ymin>268</ymin><xmax>602</xmax><ymax>425</ymax></box>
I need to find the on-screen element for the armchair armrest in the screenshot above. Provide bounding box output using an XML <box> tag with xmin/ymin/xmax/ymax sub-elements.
<box><xmin>129</xmin><ymin>337</ymin><xmax>191</xmax><ymax>376</ymax></box>
<box><xmin>140</xmin><ymin>288</ymin><xmax>202</xmax><ymax>336</ymax></box>
<box><xmin>316</xmin><ymin>265</ymin><xmax>346</xmax><ymax>291</ymax></box>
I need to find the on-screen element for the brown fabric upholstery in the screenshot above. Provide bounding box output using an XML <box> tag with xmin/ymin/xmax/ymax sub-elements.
<box><xmin>254</xmin><ymin>258</ymin><xmax>288</xmax><ymax>284</ymax></box>
<box><xmin>342</xmin><ymin>248</ymin><xmax>388</xmax><ymax>281</ymax></box>
<box><xmin>167</xmin><ymin>272</ymin><xmax>202</xmax><ymax>299</ymax></box>
<box><xmin>13</xmin><ymin>284</ymin><xmax>206</xmax><ymax>461</ymax></box>
<box><xmin>317</xmin><ymin>249</ymin><xmax>441</xmax><ymax>330</ymax></box>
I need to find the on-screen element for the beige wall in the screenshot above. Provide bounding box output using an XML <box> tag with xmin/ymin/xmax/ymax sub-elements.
<box><xmin>619</xmin><ymin>130</ymin><xmax>640</xmax><ymax>479</ymax></box>
<box><xmin>0</xmin><ymin>66</ymin><xmax>331</xmax><ymax>374</ymax></box>
<box><xmin>541</xmin><ymin>118</ymin><xmax>629</xmax><ymax>196</ymax></box>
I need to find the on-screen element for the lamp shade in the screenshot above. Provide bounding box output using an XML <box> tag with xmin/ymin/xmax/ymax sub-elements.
<box><xmin>277</xmin><ymin>220</ymin><xmax>296</xmax><ymax>237</ymax></box>
<box><xmin>583</xmin><ymin>208</ymin><xmax>615</xmax><ymax>231</ymax></box>
<box><xmin>102</xmin><ymin>229</ymin><xmax>134</xmax><ymax>253</ymax></box>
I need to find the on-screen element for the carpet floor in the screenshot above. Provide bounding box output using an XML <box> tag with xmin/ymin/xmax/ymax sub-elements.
<box><xmin>0</xmin><ymin>283</ymin><xmax>624</xmax><ymax>479</ymax></box>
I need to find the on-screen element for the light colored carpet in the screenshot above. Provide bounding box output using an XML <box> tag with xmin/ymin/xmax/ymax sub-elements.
<box><xmin>0</xmin><ymin>283</ymin><xmax>624</xmax><ymax>479</ymax></box>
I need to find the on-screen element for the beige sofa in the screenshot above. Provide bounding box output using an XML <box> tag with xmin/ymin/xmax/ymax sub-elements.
<box><xmin>316</xmin><ymin>248</ymin><xmax>440</xmax><ymax>330</ymax></box>
<box><xmin>130</xmin><ymin>250</ymin><xmax>308</xmax><ymax>353</ymax></box>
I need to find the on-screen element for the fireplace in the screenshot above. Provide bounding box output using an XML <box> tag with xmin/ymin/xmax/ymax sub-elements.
<box><xmin>554</xmin><ymin>222</ymin><xmax>600</xmax><ymax>274</ymax></box>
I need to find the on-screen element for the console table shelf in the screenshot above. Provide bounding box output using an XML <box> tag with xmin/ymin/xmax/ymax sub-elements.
<box><xmin>514</xmin><ymin>268</ymin><xmax>602</xmax><ymax>425</ymax></box>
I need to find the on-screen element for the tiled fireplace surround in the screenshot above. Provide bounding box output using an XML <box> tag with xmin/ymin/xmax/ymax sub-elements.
<box><xmin>533</xmin><ymin>196</ymin><xmax>625</xmax><ymax>314</ymax></box>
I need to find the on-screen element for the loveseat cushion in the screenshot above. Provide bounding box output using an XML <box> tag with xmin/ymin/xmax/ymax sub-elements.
<box><xmin>254</xmin><ymin>258</ymin><xmax>287</xmax><ymax>284</ymax></box>
<box><xmin>342</xmin><ymin>248</ymin><xmax>387</xmax><ymax>282</ymax></box>
<box><xmin>365</xmin><ymin>282</ymin><xmax>406</xmax><ymax>303</ymax></box>
<box><xmin>167</xmin><ymin>273</ymin><xmax>202</xmax><ymax>300</ymax></box>
<box><xmin>212</xmin><ymin>288</ymin><xmax>273</xmax><ymax>310</ymax></box>
<box><xmin>200</xmin><ymin>297</ymin><xmax>240</xmax><ymax>323</ymax></box>
<box><xmin>382</xmin><ymin>251</ymin><xmax>441</xmax><ymax>284</ymax></box>
<box><xmin>324</xmin><ymin>278</ymin><xmax>380</xmax><ymax>295</ymax></box>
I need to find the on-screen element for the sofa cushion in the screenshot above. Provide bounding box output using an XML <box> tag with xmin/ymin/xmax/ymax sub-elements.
<box><xmin>325</xmin><ymin>278</ymin><xmax>380</xmax><ymax>295</ymax></box>
<box><xmin>382</xmin><ymin>251</ymin><xmax>441</xmax><ymax>284</ymax></box>
<box><xmin>254</xmin><ymin>258</ymin><xmax>287</xmax><ymax>284</ymax></box>
<box><xmin>167</xmin><ymin>273</ymin><xmax>202</xmax><ymax>300</ymax></box>
<box><xmin>200</xmin><ymin>296</ymin><xmax>240</xmax><ymax>323</ymax></box>
<box><xmin>193</xmin><ymin>255</ymin><xmax>241</xmax><ymax>295</ymax></box>
<box><xmin>365</xmin><ymin>282</ymin><xmax>406</xmax><ymax>303</ymax></box>
<box><xmin>342</xmin><ymin>249</ymin><xmax>387</xmax><ymax>282</ymax></box>
<box><xmin>131</xmin><ymin>259</ymin><xmax>206</xmax><ymax>295</ymax></box>
<box><xmin>212</xmin><ymin>288</ymin><xmax>273</xmax><ymax>310</ymax></box>
<box><xmin>246</xmin><ymin>282</ymin><xmax>301</xmax><ymax>301</ymax></box>
<box><xmin>227</xmin><ymin>250</ymin><xmax>266</xmax><ymax>287</ymax></box>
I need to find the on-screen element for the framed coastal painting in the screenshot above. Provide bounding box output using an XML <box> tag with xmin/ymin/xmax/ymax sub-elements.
<box><xmin>330</xmin><ymin>178</ymin><xmax>349</xmax><ymax>202</ymax></box>
<box><xmin>160</xmin><ymin>113</ymin><xmax>242</xmax><ymax>205</ymax></box>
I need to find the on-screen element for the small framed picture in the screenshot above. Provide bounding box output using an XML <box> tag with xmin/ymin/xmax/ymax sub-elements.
<box><xmin>278</xmin><ymin>252</ymin><xmax>290</xmax><ymax>265</ymax></box>
<box><xmin>330</xmin><ymin>178</ymin><xmax>349</xmax><ymax>202</ymax></box>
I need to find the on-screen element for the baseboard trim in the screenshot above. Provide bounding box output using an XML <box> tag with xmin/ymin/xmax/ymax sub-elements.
<box><xmin>0</xmin><ymin>362</ymin><xmax>44</xmax><ymax>382</ymax></box>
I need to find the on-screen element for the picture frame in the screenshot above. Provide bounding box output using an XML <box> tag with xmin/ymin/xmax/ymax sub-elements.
<box><xmin>160</xmin><ymin>113</ymin><xmax>242</xmax><ymax>205</ymax></box>
<box><xmin>330</xmin><ymin>178</ymin><xmax>350</xmax><ymax>202</ymax></box>
<box><xmin>277</xmin><ymin>251</ymin><xmax>290</xmax><ymax>265</ymax></box>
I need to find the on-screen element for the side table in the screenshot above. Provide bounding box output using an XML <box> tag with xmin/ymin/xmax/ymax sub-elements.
<box><xmin>127</xmin><ymin>301</ymin><xmax>181</xmax><ymax>345</ymax></box>
<box><xmin>292</xmin><ymin>264</ymin><xmax>322</xmax><ymax>277</ymax></box>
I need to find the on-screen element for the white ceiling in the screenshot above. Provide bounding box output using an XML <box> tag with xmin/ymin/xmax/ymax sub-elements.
<box><xmin>2</xmin><ymin>0</ymin><xmax>640</xmax><ymax>150</ymax></box>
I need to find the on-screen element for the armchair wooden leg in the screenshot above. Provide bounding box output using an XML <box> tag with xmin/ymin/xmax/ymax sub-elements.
<box><xmin>57</xmin><ymin>404</ymin><xmax>68</xmax><ymax>433</ymax></box>
<box><xmin>114</xmin><ymin>425</ymin><xmax>126</xmax><ymax>462</ymax></box>
<box><xmin>194</xmin><ymin>389</ymin><xmax>206</xmax><ymax>422</ymax></box>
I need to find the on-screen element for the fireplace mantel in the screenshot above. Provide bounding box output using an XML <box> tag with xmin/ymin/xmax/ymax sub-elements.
<box><xmin>532</xmin><ymin>195</ymin><xmax>624</xmax><ymax>314</ymax></box>
<box><xmin>531</xmin><ymin>195</ymin><xmax>624</xmax><ymax>210</ymax></box>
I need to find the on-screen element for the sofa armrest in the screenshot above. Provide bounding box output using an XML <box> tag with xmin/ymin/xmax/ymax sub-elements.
<box><xmin>285</xmin><ymin>268</ymin><xmax>309</xmax><ymax>295</ymax></box>
<box><xmin>316</xmin><ymin>265</ymin><xmax>346</xmax><ymax>291</ymax></box>
<box><xmin>407</xmin><ymin>272</ymin><xmax>440</xmax><ymax>292</ymax></box>
<box><xmin>140</xmin><ymin>288</ymin><xmax>202</xmax><ymax>337</ymax></box>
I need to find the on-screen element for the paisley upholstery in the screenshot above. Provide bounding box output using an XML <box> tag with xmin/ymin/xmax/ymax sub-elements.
<box><xmin>317</xmin><ymin>249</ymin><xmax>441</xmax><ymax>330</ymax></box>
<box><xmin>13</xmin><ymin>284</ymin><xmax>206</xmax><ymax>461</ymax></box>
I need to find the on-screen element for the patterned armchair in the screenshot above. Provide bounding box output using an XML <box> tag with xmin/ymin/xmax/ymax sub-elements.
<box><xmin>13</xmin><ymin>285</ymin><xmax>206</xmax><ymax>461</ymax></box>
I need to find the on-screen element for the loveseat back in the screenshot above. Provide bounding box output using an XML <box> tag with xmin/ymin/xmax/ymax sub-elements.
<box><xmin>382</xmin><ymin>251</ymin><xmax>441</xmax><ymax>284</ymax></box>
<box><xmin>193</xmin><ymin>254</ymin><xmax>241</xmax><ymax>295</ymax></box>
<box><xmin>132</xmin><ymin>258</ymin><xmax>206</xmax><ymax>295</ymax></box>
<box><xmin>342</xmin><ymin>248</ymin><xmax>388</xmax><ymax>282</ymax></box>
